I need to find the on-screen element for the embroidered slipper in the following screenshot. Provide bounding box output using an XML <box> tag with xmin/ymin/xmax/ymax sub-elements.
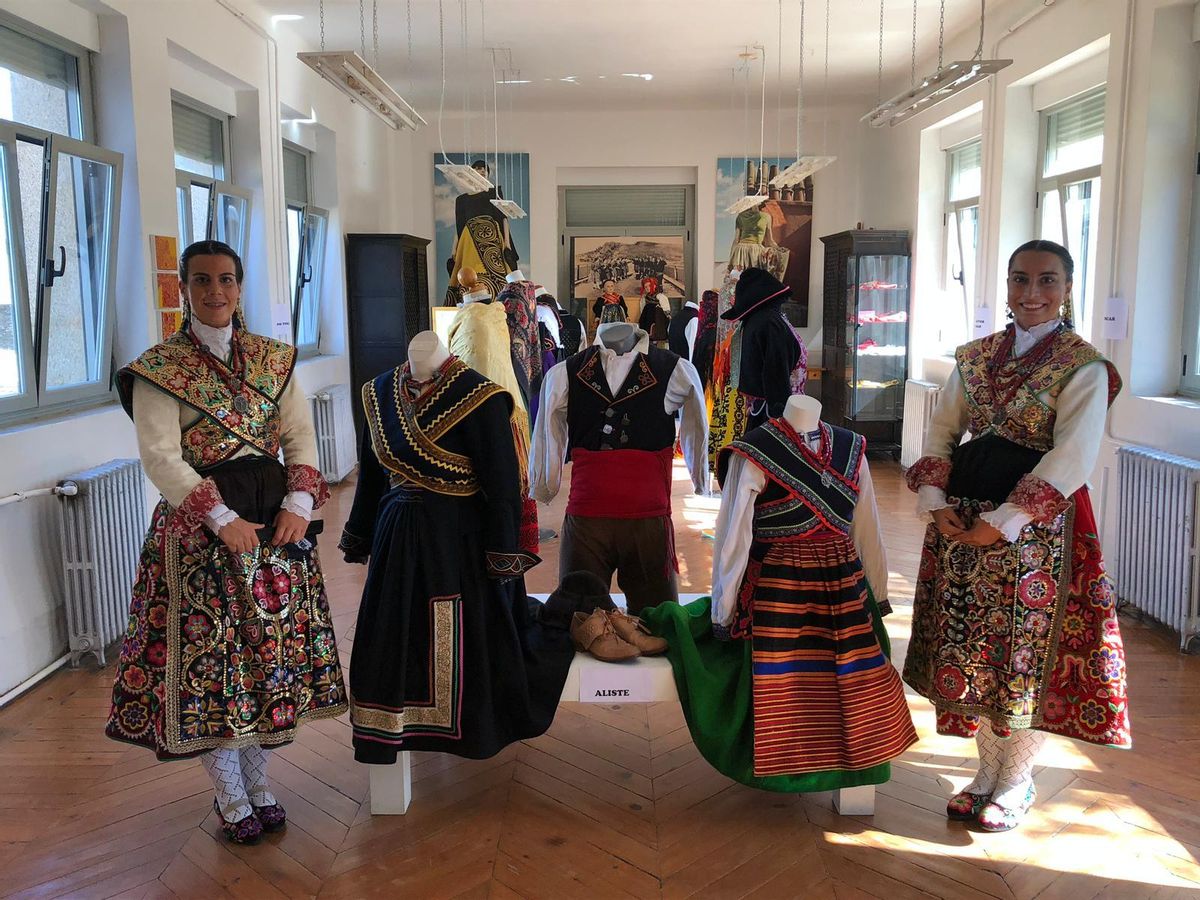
<box><xmin>946</xmin><ymin>790</ymin><xmax>992</xmax><ymax>821</ymax></box>
<box><xmin>251</xmin><ymin>802</ymin><xmax>287</xmax><ymax>832</ymax></box>
<box><xmin>214</xmin><ymin>798</ymin><xmax>262</xmax><ymax>845</ymax></box>
<box><xmin>975</xmin><ymin>784</ymin><xmax>1037</xmax><ymax>832</ymax></box>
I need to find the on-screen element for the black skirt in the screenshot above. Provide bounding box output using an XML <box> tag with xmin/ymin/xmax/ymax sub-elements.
<box><xmin>349</xmin><ymin>485</ymin><xmax>574</xmax><ymax>763</ymax></box>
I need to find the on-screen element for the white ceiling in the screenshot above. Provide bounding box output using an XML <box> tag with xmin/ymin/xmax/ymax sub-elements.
<box><xmin>261</xmin><ymin>0</ymin><xmax>1021</xmax><ymax>113</ymax></box>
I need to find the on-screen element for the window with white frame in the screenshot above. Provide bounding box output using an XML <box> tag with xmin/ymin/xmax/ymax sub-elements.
<box><xmin>0</xmin><ymin>20</ymin><xmax>123</xmax><ymax>419</ymax></box>
<box><xmin>942</xmin><ymin>138</ymin><xmax>981</xmax><ymax>352</ymax></box>
<box><xmin>283</xmin><ymin>143</ymin><xmax>328</xmax><ymax>354</ymax></box>
<box><xmin>1038</xmin><ymin>88</ymin><xmax>1104</xmax><ymax>336</ymax></box>
<box><xmin>1181</xmin><ymin>109</ymin><xmax>1200</xmax><ymax>398</ymax></box>
<box><xmin>172</xmin><ymin>97</ymin><xmax>251</xmax><ymax>261</ymax></box>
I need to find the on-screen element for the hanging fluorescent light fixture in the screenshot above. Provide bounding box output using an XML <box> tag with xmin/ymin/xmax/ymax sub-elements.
<box><xmin>433</xmin><ymin>0</ymin><xmax>495</xmax><ymax>195</ymax></box>
<box><xmin>770</xmin><ymin>0</ymin><xmax>835</xmax><ymax>189</ymax></box>
<box><xmin>299</xmin><ymin>1</ymin><xmax>425</xmax><ymax>131</ymax></box>
<box><xmin>862</xmin><ymin>0</ymin><xmax>1010</xmax><ymax>128</ymax></box>
<box><xmin>299</xmin><ymin>50</ymin><xmax>427</xmax><ymax>131</ymax></box>
<box><xmin>863</xmin><ymin>58</ymin><xmax>1010</xmax><ymax>127</ymax></box>
<box><xmin>487</xmin><ymin>48</ymin><xmax>526</xmax><ymax>220</ymax></box>
<box><xmin>724</xmin><ymin>46</ymin><xmax>772</xmax><ymax>215</ymax></box>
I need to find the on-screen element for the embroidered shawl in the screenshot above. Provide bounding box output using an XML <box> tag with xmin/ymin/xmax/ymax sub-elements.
<box><xmin>956</xmin><ymin>326</ymin><xmax>1121</xmax><ymax>453</ymax></box>
<box><xmin>117</xmin><ymin>330</ymin><xmax>296</xmax><ymax>470</ymax></box>
<box><xmin>363</xmin><ymin>357</ymin><xmax>509</xmax><ymax>496</ymax></box>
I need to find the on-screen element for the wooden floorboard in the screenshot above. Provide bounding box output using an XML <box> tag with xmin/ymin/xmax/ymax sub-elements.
<box><xmin>2</xmin><ymin>460</ymin><xmax>1199</xmax><ymax>898</ymax></box>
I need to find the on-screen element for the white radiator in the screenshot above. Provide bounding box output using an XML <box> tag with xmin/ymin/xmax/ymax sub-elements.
<box><xmin>57</xmin><ymin>459</ymin><xmax>146</xmax><ymax>667</ymax></box>
<box><xmin>901</xmin><ymin>379</ymin><xmax>941</xmax><ymax>469</ymax></box>
<box><xmin>1116</xmin><ymin>445</ymin><xmax>1200</xmax><ymax>651</ymax></box>
<box><xmin>309</xmin><ymin>383</ymin><xmax>357</xmax><ymax>483</ymax></box>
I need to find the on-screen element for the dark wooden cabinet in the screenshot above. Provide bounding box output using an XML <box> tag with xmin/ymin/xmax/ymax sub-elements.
<box><xmin>344</xmin><ymin>233</ymin><xmax>431</xmax><ymax>435</ymax></box>
<box><xmin>819</xmin><ymin>229</ymin><xmax>911</xmax><ymax>456</ymax></box>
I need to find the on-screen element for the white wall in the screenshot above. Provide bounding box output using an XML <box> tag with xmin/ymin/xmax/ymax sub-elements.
<box><xmin>0</xmin><ymin>0</ymin><xmax>407</xmax><ymax>695</ymax></box>
<box><xmin>855</xmin><ymin>0</ymin><xmax>1200</xmax><ymax>561</ymax></box>
<box><xmin>406</xmin><ymin>105</ymin><xmax>872</xmax><ymax>357</ymax></box>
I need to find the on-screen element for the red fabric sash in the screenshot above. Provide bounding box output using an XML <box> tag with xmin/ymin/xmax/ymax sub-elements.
<box><xmin>567</xmin><ymin>448</ymin><xmax>673</xmax><ymax>518</ymax></box>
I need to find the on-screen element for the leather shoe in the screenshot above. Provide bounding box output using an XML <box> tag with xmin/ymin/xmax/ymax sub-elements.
<box><xmin>607</xmin><ymin>610</ymin><xmax>668</xmax><ymax>656</ymax></box>
<box><xmin>570</xmin><ymin>609</ymin><xmax>640</xmax><ymax>662</ymax></box>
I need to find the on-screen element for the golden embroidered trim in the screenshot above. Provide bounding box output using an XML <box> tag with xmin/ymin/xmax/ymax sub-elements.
<box><xmin>349</xmin><ymin>597</ymin><xmax>459</xmax><ymax>731</ymax></box>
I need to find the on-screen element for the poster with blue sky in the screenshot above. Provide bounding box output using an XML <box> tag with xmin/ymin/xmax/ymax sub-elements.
<box><xmin>714</xmin><ymin>156</ymin><xmax>798</xmax><ymax>263</ymax></box>
<box><xmin>433</xmin><ymin>152</ymin><xmax>531</xmax><ymax>302</ymax></box>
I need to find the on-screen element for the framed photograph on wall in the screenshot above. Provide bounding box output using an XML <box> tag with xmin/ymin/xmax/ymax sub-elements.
<box><xmin>570</xmin><ymin>235</ymin><xmax>686</xmax><ymax>331</ymax></box>
<box><xmin>715</xmin><ymin>157</ymin><xmax>814</xmax><ymax>326</ymax></box>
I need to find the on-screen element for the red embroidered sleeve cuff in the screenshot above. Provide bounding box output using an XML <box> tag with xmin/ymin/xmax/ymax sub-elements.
<box><xmin>485</xmin><ymin>550</ymin><xmax>541</xmax><ymax>580</ymax></box>
<box><xmin>286</xmin><ymin>463</ymin><xmax>330</xmax><ymax>510</ymax></box>
<box><xmin>904</xmin><ymin>456</ymin><xmax>952</xmax><ymax>493</ymax></box>
<box><xmin>168</xmin><ymin>478</ymin><xmax>225</xmax><ymax>537</ymax></box>
<box><xmin>1007</xmin><ymin>474</ymin><xmax>1070</xmax><ymax>525</ymax></box>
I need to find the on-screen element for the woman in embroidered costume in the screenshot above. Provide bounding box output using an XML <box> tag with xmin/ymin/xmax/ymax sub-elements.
<box><xmin>104</xmin><ymin>241</ymin><xmax>347</xmax><ymax>845</ymax></box>
<box><xmin>592</xmin><ymin>279</ymin><xmax>630</xmax><ymax>327</ymax></box>
<box><xmin>904</xmin><ymin>240</ymin><xmax>1130</xmax><ymax>832</ymax></box>
<box><xmin>643</xmin><ymin>402</ymin><xmax>916</xmax><ymax>790</ymax></box>
<box><xmin>338</xmin><ymin>351</ymin><xmax>574</xmax><ymax>762</ymax></box>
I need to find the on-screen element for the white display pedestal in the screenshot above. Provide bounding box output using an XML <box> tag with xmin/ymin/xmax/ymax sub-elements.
<box><xmin>368</xmin><ymin>594</ymin><xmax>876</xmax><ymax>816</ymax></box>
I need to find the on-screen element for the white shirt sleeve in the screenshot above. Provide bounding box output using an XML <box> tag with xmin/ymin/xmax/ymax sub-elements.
<box><xmin>664</xmin><ymin>358</ymin><xmax>710</xmax><ymax>494</ymax></box>
<box><xmin>528</xmin><ymin>362</ymin><xmax>571</xmax><ymax>503</ymax></box>
<box><xmin>711</xmin><ymin>454</ymin><xmax>764</xmax><ymax>627</ymax></box>
<box><xmin>850</xmin><ymin>459</ymin><xmax>888</xmax><ymax>606</ymax></box>
<box><xmin>132</xmin><ymin>379</ymin><xmax>206</xmax><ymax>508</ymax></box>
<box><xmin>921</xmin><ymin>367</ymin><xmax>970</xmax><ymax>461</ymax></box>
<box><xmin>536</xmin><ymin>305</ymin><xmax>562</xmax><ymax>347</ymax></box>
<box><xmin>684</xmin><ymin>316</ymin><xmax>699</xmax><ymax>360</ymax></box>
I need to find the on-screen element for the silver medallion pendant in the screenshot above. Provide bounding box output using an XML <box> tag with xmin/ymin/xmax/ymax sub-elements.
<box><xmin>232</xmin><ymin>394</ymin><xmax>250</xmax><ymax>414</ymax></box>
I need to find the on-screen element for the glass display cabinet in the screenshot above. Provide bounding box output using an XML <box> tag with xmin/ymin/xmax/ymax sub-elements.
<box><xmin>818</xmin><ymin>229</ymin><xmax>911</xmax><ymax>456</ymax></box>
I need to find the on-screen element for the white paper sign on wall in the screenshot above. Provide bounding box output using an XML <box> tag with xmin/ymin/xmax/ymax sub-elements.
<box><xmin>1100</xmin><ymin>296</ymin><xmax>1129</xmax><ymax>341</ymax></box>
<box><xmin>973</xmin><ymin>306</ymin><xmax>992</xmax><ymax>339</ymax></box>
<box><xmin>579</xmin><ymin>662</ymin><xmax>654</xmax><ymax>703</ymax></box>
<box><xmin>271</xmin><ymin>303</ymin><xmax>292</xmax><ymax>343</ymax></box>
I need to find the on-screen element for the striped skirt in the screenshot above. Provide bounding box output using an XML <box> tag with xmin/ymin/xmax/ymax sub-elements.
<box><xmin>738</xmin><ymin>536</ymin><xmax>917</xmax><ymax>776</ymax></box>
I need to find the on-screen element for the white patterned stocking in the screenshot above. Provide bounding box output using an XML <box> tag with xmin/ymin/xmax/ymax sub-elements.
<box><xmin>991</xmin><ymin>729</ymin><xmax>1046</xmax><ymax>809</ymax></box>
<box><xmin>962</xmin><ymin>723</ymin><xmax>1005</xmax><ymax>795</ymax></box>
<box><xmin>200</xmin><ymin>748</ymin><xmax>253</xmax><ymax>823</ymax></box>
<box><xmin>239</xmin><ymin>745</ymin><xmax>277</xmax><ymax>808</ymax></box>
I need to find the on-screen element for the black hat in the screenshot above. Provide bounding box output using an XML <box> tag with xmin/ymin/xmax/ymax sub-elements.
<box><xmin>720</xmin><ymin>267</ymin><xmax>792</xmax><ymax>321</ymax></box>
<box><xmin>538</xmin><ymin>570</ymin><xmax>617</xmax><ymax>630</ymax></box>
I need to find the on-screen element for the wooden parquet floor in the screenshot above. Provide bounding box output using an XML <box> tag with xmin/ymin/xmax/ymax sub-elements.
<box><xmin>3</xmin><ymin>461</ymin><xmax>1200</xmax><ymax>898</ymax></box>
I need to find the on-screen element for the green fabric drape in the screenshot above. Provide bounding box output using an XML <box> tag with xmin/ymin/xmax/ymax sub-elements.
<box><xmin>640</xmin><ymin>594</ymin><xmax>895</xmax><ymax>792</ymax></box>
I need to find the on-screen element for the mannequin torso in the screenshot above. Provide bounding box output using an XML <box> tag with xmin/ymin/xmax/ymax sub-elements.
<box><xmin>408</xmin><ymin>331</ymin><xmax>450</xmax><ymax>381</ymax></box>
<box><xmin>783</xmin><ymin>394</ymin><xmax>821</xmax><ymax>435</ymax></box>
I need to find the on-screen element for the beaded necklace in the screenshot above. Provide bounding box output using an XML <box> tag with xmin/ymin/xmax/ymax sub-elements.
<box><xmin>186</xmin><ymin>326</ymin><xmax>251</xmax><ymax>414</ymax></box>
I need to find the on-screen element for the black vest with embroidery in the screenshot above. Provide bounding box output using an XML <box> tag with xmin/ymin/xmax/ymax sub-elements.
<box><xmin>565</xmin><ymin>345</ymin><xmax>679</xmax><ymax>454</ymax></box>
<box><xmin>718</xmin><ymin>420</ymin><xmax>864</xmax><ymax>540</ymax></box>
<box><xmin>668</xmin><ymin>305</ymin><xmax>698</xmax><ymax>360</ymax></box>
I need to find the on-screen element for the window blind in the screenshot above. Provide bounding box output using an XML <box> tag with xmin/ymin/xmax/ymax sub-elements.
<box><xmin>565</xmin><ymin>186</ymin><xmax>687</xmax><ymax>228</ymax></box>
<box><xmin>0</xmin><ymin>24</ymin><xmax>70</xmax><ymax>88</ymax></box>
<box><xmin>172</xmin><ymin>100</ymin><xmax>225</xmax><ymax>175</ymax></box>
<box><xmin>1044</xmin><ymin>89</ymin><xmax>1105</xmax><ymax>177</ymax></box>
<box><xmin>282</xmin><ymin>145</ymin><xmax>309</xmax><ymax>205</ymax></box>
<box><xmin>948</xmin><ymin>140</ymin><xmax>982</xmax><ymax>203</ymax></box>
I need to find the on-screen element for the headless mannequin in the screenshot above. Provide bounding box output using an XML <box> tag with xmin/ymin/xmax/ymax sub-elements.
<box><xmin>783</xmin><ymin>394</ymin><xmax>821</xmax><ymax>435</ymax></box>
<box><xmin>408</xmin><ymin>331</ymin><xmax>450</xmax><ymax>381</ymax></box>
<box><xmin>596</xmin><ymin>321</ymin><xmax>638</xmax><ymax>355</ymax></box>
